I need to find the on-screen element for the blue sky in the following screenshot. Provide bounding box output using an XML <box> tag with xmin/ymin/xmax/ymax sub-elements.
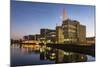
<box><xmin>11</xmin><ymin>1</ymin><xmax>95</xmax><ymax>39</ymax></box>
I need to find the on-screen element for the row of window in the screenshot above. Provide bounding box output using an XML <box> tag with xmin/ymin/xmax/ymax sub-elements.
<box><xmin>62</xmin><ymin>24</ymin><xmax>77</xmax><ymax>29</ymax></box>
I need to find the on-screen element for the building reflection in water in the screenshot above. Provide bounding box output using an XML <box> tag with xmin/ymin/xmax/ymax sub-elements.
<box><xmin>11</xmin><ymin>44</ymin><xmax>95</xmax><ymax>66</ymax></box>
<box><xmin>20</xmin><ymin>44</ymin><xmax>40</xmax><ymax>54</ymax></box>
<box><xmin>17</xmin><ymin>44</ymin><xmax>87</xmax><ymax>63</ymax></box>
<box><xmin>39</xmin><ymin>46</ymin><xmax>87</xmax><ymax>63</ymax></box>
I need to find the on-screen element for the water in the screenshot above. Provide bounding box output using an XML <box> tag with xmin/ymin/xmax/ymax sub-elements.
<box><xmin>11</xmin><ymin>44</ymin><xmax>95</xmax><ymax>66</ymax></box>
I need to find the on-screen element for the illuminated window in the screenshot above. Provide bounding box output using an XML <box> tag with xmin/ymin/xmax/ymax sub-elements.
<box><xmin>68</xmin><ymin>25</ymin><xmax>76</xmax><ymax>29</ymax></box>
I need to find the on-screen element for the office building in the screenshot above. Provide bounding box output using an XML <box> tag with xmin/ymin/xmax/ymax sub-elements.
<box><xmin>56</xmin><ymin>9</ymin><xmax>86</xmax><ymax>44</ymax></box>
<box><xmin>40</xmin><ymin>29</ymin><xmax>56</xmax><ymax>43</ymax></box>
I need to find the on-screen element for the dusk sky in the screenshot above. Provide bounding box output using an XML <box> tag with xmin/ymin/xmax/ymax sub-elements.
<box><xmin>11</xmin><ymin>1</ymin><xmax>95</xmax><ymax>39</ymax></box>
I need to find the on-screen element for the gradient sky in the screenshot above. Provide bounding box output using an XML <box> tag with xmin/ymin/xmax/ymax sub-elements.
<box><xmin>11</xmin><ymin>1</ymin><xmax>95</xmax><ymax>39</ymax></box>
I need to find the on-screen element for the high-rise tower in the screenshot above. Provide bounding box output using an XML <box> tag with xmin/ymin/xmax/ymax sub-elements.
<box><xmin>62</xmin><ymin>8</ymin><xmax>68</xmax><ymax>21</ymax></box>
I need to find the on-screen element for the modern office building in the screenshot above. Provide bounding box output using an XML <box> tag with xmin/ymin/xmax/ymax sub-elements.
<box><xmin>86</xmin><ymin>37</ymin><xmax>95</xmax><ymax>45</ymax></box>
<box><xmin>40</xmin><ymin>29</ymin><xmax>55</xmax><ymax>36</ymax></box>
<box><xmin>23</xmin><ymin>34</ymin><xmax>40</xmax><ymax>41</ymax></box>
<box><xmin>23</xmin><ymin>8</ymin><xmax>87</xmax><ymax>44</ymax></box>
<box><xmin>56</xmin><ymin>9</ymin><xmax>86</xmax><ymax>44</ymax></box>
<box><xmin>40</xmin><ymin>29</ymin><xmax>56</xmax><ymax>43</ymax></box>
<box><xmin>56</xmin><ymin>26</ymin><xmax>64</xmax><ymax>43</ymax></box>
<box><xmin>23</xmin><ymin>35</ymin><xmax>35</xmax><ymax>40</ymax></box>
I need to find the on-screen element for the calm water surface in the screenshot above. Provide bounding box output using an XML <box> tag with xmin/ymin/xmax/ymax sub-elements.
<box><xmin>11</xmin><ymin>44</ymin><xmax>95</xmax><ymax>66</ymax></box>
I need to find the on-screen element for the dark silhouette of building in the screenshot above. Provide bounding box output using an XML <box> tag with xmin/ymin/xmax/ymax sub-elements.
<box><xmin>23</xmin><ymin>34</ymin><xmax>40</xmax><ymax>41</ymax></box>
<box><xmin>23</xmin><ymin>35</ymin><xmax>35</xmax><ymax>40</ymax></box>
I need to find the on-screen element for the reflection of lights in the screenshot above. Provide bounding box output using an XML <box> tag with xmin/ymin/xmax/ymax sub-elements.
<box><xmin>51</xmin><ymin>35</ymin><xmax>56</xmax><ymax>37</ymax></box>
<box><xmin>48</xmin><ymin>53</ymin><xmax>56</xmax><ymax>60</ymax></box>
<box><xmin>69</xmin><ymin>52</ymin><xmax>74</xmax><ymax>55</ymax></box>
<box><xmin>22</xmin><ymin>40</ymin><xmax>40</xmax><ymax>44</ymax></box>
<box><xmin>46</xmin><ymin>47</ymin><xmax>51</xmax><ymax>50</ymax></box>
<box><xmin>21</xmin><ymin>48</ymin><xmax>27</xmax><ymax>54</ymax></box>
<box><xmin>12</xmin><ymin>44</ymin><xmax>20</xmax><ymax>48</ymax></box>
<box><xmin>64</xmin><ymin>52</ymin><xmax>70</xmax><ymax>55</ymax></box>
<box><xmin>36</xmin><ymin>43</ymin><xmax>39</xmax><ymax>44</ymax></box>
<box><xmin>40</xmin><ymin>48</ymin><xmax>45</xmax><ymax>52</ymax></box>
<box><xmin>47</xmin><ymin>40</ymin><xmax>51</xmax><ymax>43</ymax></box>
<box><xmin>64</xmin><ymin>39</ymin><xmax>70</xmax><ymax>41</ymax></box>
<box><xmin>50</xmin><ymin>56</ymin><xmax>55</xmax><ymax>60</ymax></box>
<box><xmin>50</xmin><ymin>53</ymin><xmax>56</xmax><ymax>60</ymax></box>
<box><xmin>52</xmin><ymin>53</ymin><xmax>56</xmax><ymax>56</ymax></box>
<box><xmin>81</xmin><ymin>56</ymin><xmax>84</xmax><ymax>59</ymax></box>
<box><xmin>21</xmin><ymin>44</ymin><xmax>40</xmax><ymax>51</ymax></box>
<box><xmin>35</xmin><ymin>45</ymin><xmax>40</xmax><ymax>47</ymax></box>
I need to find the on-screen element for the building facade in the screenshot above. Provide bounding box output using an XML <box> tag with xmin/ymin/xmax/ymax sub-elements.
<box><xmin>56</xmin><ymin>9</ymin><xmax>86</xmax><ymax>44</ymax></box>
<box><xmin>56</xmin><ymin>26</ymin><xmax>64</xmax><ymax>43</ymax></box>
<box><xmin>56</xmin><ymin>19</ymin><xmax>86</xmax><ymax>44</ymax></box>
<box><xmin>23</xmin><ymin>34</ymin><xmax>40</xmax><ymax>41</ymax></box>
<box><xmin>86</xmin><ymin>37</ymin><xmax>95</xmax><ymax>45</ymax></box>
<box><xmin>40</xmin><ymin>29</ymin><xmax>56</xmax><ymax>43</ymax></box>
